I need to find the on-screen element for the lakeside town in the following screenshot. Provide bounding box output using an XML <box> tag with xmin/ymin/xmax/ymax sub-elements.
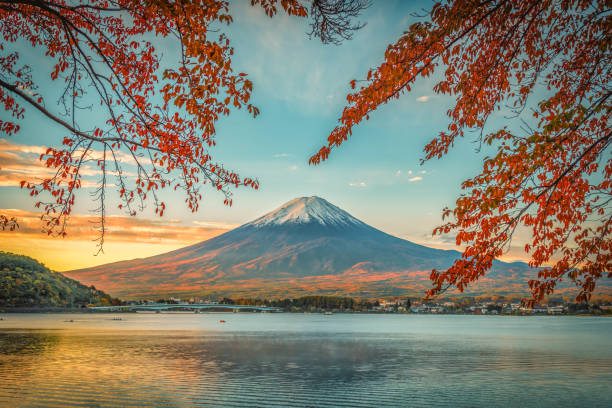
<box><xmin>115</xmin><ymin>296</ymin><xmax>612</xmax><ymax>316</ymax></box>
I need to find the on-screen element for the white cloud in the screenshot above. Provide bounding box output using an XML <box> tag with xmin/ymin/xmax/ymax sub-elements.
<box><xmin>416</xmin><ymin>95</ymin><xmax>436</xmax><ymax>102</ymax></box>
<box><xmin>273</xmin><ymin>153</ymin><xmax>291</xmax><ymax>158</ymax></box>
<box><xmin>349</xmin><ymin>181</ymin><xmax>367</xmax><ymax>188</ymax></box>
<box><xmin>408</xmin><ymin>176</ymin><xmax>423</xmax><ymax>182</ymax></box>
<box><xmin>289</xmin><ymin>165</ymin><xmax>298</xmax><ymax>171</ymax></box>
<box><xmin>192</xmin><ymin>220</ymin><xmax>239</xmax><ymax>229</ymax></box>
<box><xmin>395</xmin><ymin>170</ymin><xmax>401</xmax><ymax>176</ymax></box>
<box><xmin>17</xmin><ymin>84</ymin><xmax>35</xmax><ymax>96</ymax></box>
<box><xmin>0</xmin><ymin>140</ymin><xmax>113</xmax><ymax>187</ymax></box>
<box><xmin>228</xmin><ymin>1</ymin><xmax>373</xmax><ymax>116</ymax></box>
<box><xmin>0</xmin><ymin>138</ymin><xmax>148</xmax><ymax>168</ymax></box>
<box><xmin>420</xmin><ymin>170</ymin><xmax>427</xmax><ymax>174</ymax></box>
<box><xmin>408</xmin><ymin>170</ymin><xmax>413</xmax><ymax>175</ymax></box>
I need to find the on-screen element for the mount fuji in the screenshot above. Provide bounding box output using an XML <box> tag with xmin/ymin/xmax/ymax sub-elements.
<box><xmin>66</xmin><ymin>196</ymin><xmax>534</xmax><ymax>299</ymax></box>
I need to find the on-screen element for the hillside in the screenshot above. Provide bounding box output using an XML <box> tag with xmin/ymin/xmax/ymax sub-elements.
<box><xmin>0</xmin><ymin>252</ymin><xmax>121</xmax><ymax>307</ymax></box>
<box><xmin>66</xmin><ymin>196</ymin><xmax>547</xmax><ymax>300</ymax></box>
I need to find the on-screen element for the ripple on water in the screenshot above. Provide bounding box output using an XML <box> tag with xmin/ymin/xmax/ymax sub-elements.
<box><xmin>0</xmin><ymin>315</ymin><xmax>611</xmax><ymax>407</ymax></box>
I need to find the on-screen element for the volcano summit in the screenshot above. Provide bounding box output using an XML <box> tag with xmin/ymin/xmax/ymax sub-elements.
<box><xmin>66</xmin><ymin>196</ymin><xmax>533</xmax><ymax>299</ymax></box>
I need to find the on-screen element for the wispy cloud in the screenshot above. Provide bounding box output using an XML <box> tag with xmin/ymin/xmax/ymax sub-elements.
<box><xmin>289</xmin><ymin>165</ymin><xmax>298</xmax><ymax>171</ymax></box>
<box><xmin>0</xmin><ymin>139</ymin><xmax>143</xmax><ymax>188</ymax></box>
<box><xmin>0</xmin><ymin>141</ymin><xmax>99</xmax><ymax>187</ymax></box>
<box><xmin>273</xmin><ymin>153</ymin><xmax>291</xmax><ymax>158</ymax></box>
<box><xmin>416</xmin><ymin>95</ymin><xmax>437</xmax><ymax>102</ymax></box>
<box><xmin>408</xmin><ymin>176</ymin><xmax>423</xmax><ymax>182</ymax></box>
<box><xmin>229</xmin><ymin>1</ymin><xmax>370</xmax><ymax>115</ymax></box>
<box><xmin>17</xmin><ymin>84</ymin><xmax>35</xmax><ymax>96</ymax></box>
<box><xmin>0</xmin><ymin>139</ymin><xmax>144</xmax><ymax>166</ymax></box>
<box><xmin>0</xmin><ymin>139</ymin><xmax>46</xmax><ymax>155</ymax></box>
<box><xmin>192</xmin><ymin>220</ymin><xmax>240</xmax><ymax>229</ymax></box>
<box><xmin>0</xmin><ymin>208</ymin><xmax>231</xmax><ymax>244</ymax></box>
<box><xmin>0</xmin><ymin>209</ymin><xmax>235</xmax><ymax>271</ymax></box>
<box><xmin>349</xmin><ymin>181</ymin><xmax>367</xmax><ymax>188</ymax></box>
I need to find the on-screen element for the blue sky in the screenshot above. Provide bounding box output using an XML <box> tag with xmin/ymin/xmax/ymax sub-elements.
<box><xmin>207</xmin><ymin>0</ymin><xmax>485</xmax><ymax>239</ymax></box>
<box><xmin>0</xmin><ymin>0</ymin><xmax>528</xmax><ymax>270</ymax></box>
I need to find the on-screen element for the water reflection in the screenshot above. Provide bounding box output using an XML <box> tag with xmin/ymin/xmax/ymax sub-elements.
<box><xmin>0</xmin><ymin>316</ymin><xmax>611</xmax><ymax>407</ymax></box>
<box><xmin>0</xmin><ymin>330</ymin><xmax>60</xmax><ymax>356</ymax></box>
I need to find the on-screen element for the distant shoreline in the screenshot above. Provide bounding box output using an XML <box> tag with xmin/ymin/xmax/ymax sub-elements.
<box><xmin>1</xmin><ymin>308</ymin><xmax>610</xmax><ymax>317</ymax></box>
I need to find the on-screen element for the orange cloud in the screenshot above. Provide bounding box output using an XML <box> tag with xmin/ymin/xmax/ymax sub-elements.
<box><xmin>0</xmin><ymin>142</ymin><xmax>55</xmax><ymax>186</ymax></box>
<box><xmin>0</xmin><ymin>208</ymin><xmax>232</xmax><ymax>271</ymax></box>
<box><xmin>0</xmin><ymin>139</ymin><xmax>138</xmax><ymax>188</ymax></box>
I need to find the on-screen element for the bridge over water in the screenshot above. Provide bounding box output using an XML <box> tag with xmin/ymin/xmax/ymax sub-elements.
<box><xmin>88</xmin><ymin>303</ymin><xmax>283</xmax><ymax>312</ymax></box>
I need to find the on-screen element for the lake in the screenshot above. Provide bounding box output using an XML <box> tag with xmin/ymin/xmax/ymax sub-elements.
<box><xmin>0</xmin><ymin>313</ymin><xmax>610</xmax><ymax>407</ymax></box>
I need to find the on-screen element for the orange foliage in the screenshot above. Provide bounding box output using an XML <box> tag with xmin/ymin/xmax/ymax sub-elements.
<box><xmin>310</xmin><ymin>0</ymin><xmax>611</xmax><ymax>304</ymax></box>
<box><xmin>0</xmin><ymin>214</ymin><xmax>18</xmax><ymax>232</ymax></box>
<box><xmin>0</xmin><ymin>0</ymin><xmax>319</xmax><ymax>247</ymax></box>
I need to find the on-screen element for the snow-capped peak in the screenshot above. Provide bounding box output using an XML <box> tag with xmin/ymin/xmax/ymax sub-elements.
<box><xmin>246</xmin><ymin>196</ymin><xmax>364</xmax><ymax>228</ymax></box>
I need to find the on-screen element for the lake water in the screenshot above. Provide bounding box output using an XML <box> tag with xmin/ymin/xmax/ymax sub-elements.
<box><xmin>0</xmin><ymin>313</ymin><xmax>610</xmax><ymax>407</ymax></box>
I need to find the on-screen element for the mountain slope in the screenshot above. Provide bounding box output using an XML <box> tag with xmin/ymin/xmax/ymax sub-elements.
<box><xmin>66</xmin><ymin>196</ymin><xmax>536</xmax><ymax>299</ymax></box>
<box><xmin>0</xmin><ymin>252</ymin><xmax>121</xmax><ymax>307</ymax></box>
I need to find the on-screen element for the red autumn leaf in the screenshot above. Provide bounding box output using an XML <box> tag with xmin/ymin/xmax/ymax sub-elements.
<box><xmin>310</xmin><ymin>0</ymin><xmax>611</xmax><ymax>305</ymax></box>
